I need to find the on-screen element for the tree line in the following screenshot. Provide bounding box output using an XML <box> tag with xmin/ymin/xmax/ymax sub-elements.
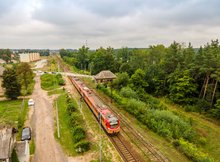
<box><xmin>59</xmin><ymin>40</ymin><xmax>220</xmax><ymax>120</ymax></box>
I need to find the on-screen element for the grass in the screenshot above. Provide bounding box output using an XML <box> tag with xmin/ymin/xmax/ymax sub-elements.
<box><xmin>40</xmin><ymin>74</ymin><xmax>63</xmax><ymax>91</ymax></box>
<box><xmin>0</xmin><ymin>98</ymin><xmax>28</xmax><ymax>140</ymax></box>
<box><xmin>0</xmin><ymin>99</ymin><xmax>26</xmax><ymax>126</ymax></box>
<box><xmin>160</xmin><ymin>98</ymin><xmax>220</xmax><ymax>161</ymax></box>
<box><xmin>30</xmin><ymin>139</ymin><xmax>36</xmax><ymax>155</ymax></box>
<box><xmin>48</xmin><ymin>88</ymin><xmax>65</xmax><ymax>96</ymax></box>
<box><xmin>55</xmin><ymin>94</ymin><xmax>76</xmax><ymax>155</ymax></box>
<box><xmin>11</xmin><ymin>149</ymin><xmax>19</xmax><ymax>162</ymax></box>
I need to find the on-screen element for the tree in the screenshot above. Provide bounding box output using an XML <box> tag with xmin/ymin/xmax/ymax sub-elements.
<box><xmin>16</xmin><ymin>63</ymin><xmax>34</xmax><ymax>95</ymax></box>
<box><xmin>129</xmin><ymin>49</ymin><xmax>148</xmax><ymax>71</ymax></box>
<box><xmin>0</xmin><ymin>49</ymin><xmax>11</xmax><ymax>63</ymax></box>
<box><xmin>117</xmin><ymin>47</ymin><xmax>132</xmax><ymax>63</ymax></box>
<box><xmin>76</xmin><ymin>45</ymin><xmax>89</xmax><ymax>70</ymax></box>
<box><xmin>197</xmin><ymin>40</ymin><xmax>219</xmax><ymax>101</ymax></box>
<box><xmin>209</xmin><ymin>99</ymin><xmax>220</xmax><ymax>119</ymax></box>
<box><xmin>91</xmin><ymin>47</ymin><xmax>115</xmax><ymax>74</ymax></box>
<box><xmin>182</xmin><ymin>43</ymin><xmax>195</xmax><ymax>69</ymax></box>
<box><xmin>130</xmin><ymin>69</ymin><xmax>148</xmax><ymax>93</ymax></box>
<box><xmin>2</xmin><ymin>68</ymin><xmax>21</xmax><ymax>99</ymax></box>
<box><xmin>112</xmin><ymin>72</ymin><xmax>130</xmax><ymax>90</ymax></box>
<box><xmin>168</xmin><ymin>69</ymin><xmax>197</xmax><ymax>104</ymax></box>
<box><xmin>162</xmin><ymin>41</ymin><xmax>183</xmax><ymax>75</ymax></box>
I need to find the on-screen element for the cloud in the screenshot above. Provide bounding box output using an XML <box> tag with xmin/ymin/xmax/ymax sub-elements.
<box><xmin>0</xmin><ymin>0</ymin><xmax>219</xmax><ymax>49</ymax></box>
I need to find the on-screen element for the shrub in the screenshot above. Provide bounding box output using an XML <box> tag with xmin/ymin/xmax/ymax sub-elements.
<box><xmin>69</xmin><ymin>113</ymin><xmax>80</xmax><ymax>126</ymax></box>
<box><xmin>142</xmin><ymin>93</ymin><xmax>167</xmax><ymax>110</ymax></box>
<box><xmin>72</xmin><ymin>126</ymin><xmax>86</xmax><ymax>143</ymax></box>
<box><xmin>74</xmin><ymin>140</ymin><xmax>90</xmax><ymax>152</ymax></box>
<box><xmin>143</xmin><ymin>110</ymin><xmax>196</xmax><ymax>141</ymax></box>
<box><xmin>67</xmin><ymin>102</ymin><xmax>77</xmax><ymax>113</ymax></box>
<box><xmin>58</xmin><ymin>78</ymin><xmax>65</xmax><ymax>85</ymax></box>
<box><xmin>197</xmin><ymin>137</ymin><xmax>207</xmax><ymax>146</ymax></box>
<box><xmin>175</xmin><ymin>138</ymin><xmax>214</xmax><ymax>162</ymax></box>
<box><xmin>125</xmin><ymin>99</ymin><xmax>146</xmax><ymax>116</ymax></box>
<box><xmin>120</xmin><ymin>87</ymin><xmax>138</xmax><ymax>99</ymax></box>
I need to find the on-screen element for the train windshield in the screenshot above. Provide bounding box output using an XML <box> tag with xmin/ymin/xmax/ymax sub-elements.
<box><xmin>108</xmin><ymin>115</ymin><xmax>119</xmax><ymax>128</ymax></box>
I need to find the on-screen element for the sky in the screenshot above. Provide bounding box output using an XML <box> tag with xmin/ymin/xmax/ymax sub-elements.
<box><xmin>0</xmin><ymin>0</ymin><xmax>219</xmax><ymax>49</ymax></box>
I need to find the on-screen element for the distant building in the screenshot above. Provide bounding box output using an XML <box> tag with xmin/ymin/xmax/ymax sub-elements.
<box><xmin>0</xmin><ymin>126</ymin><xmax>17</xmax><ymax>162</ymax></box>
<box><xmin>19</xmin><ymin>53</ymin><xmax>40</xmax><ymax>62</ymax></box>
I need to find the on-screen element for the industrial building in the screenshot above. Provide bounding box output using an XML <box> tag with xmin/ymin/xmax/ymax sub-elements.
<box><xmin>19</xmin><ymin>53</ymin><xmax>40</xmax><ymax>62</ymax></box>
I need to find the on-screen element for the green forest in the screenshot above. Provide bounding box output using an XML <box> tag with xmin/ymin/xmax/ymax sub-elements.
<box><xmin>60</xmin><ymin>40</ymin><xmax>220</xmax><ymax>120</ymax></box>
<box><xmin>60</xmin><ymin>40</ymin><xmax>220</xmax><ymax>161</ymax></box>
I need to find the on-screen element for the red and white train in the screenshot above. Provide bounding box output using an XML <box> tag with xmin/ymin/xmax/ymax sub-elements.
<box><xmin>69</xmin><ymin>76</ymin><xmax>120</xmax><ymax>134</ymax></box>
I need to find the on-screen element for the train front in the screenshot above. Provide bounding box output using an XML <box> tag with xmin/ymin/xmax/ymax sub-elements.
<box><xmin>105</xmin><ymin>114</ymin><xmax>120</xmax><ymax>134</ymax></box>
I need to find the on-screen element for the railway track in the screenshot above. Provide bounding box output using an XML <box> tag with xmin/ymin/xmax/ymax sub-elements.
<box><xmin>109</xmin><ymin>133</ymin><xmax>139</xmax><ymax>162</ymax></box>
<box><xmin>57</xmin><ymin>57</ymin><xmax>169</xmax><ymax>162</ymax></box>
<box><xmin>92</xmin><ymin>89</ymin><xmax>169</xmax><ymax>162</ymax></box>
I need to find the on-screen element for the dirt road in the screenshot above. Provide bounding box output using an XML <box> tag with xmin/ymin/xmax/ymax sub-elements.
<box><xmin>31</xmin><ymin>76</ymin><xmax>67</xmax><ymax>162</ymax></box>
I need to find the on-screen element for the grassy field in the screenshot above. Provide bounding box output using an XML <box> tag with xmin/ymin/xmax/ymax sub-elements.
<box><xmin>0</xmin><ymin>99</ymin><xmax>28</xmax><ymax>140</ymax></box>
<box><xmin>160</xmin><ymin>98</ymin><xmax>220</xmax><ymax>161</ymax></box>
<box><xmin>0</xmin><ymin>99</ymin><xmax>26</xmax><ymax>126</ymax></box>
<box><xmin>41</xmin><ymin>74</ymin><xmax>64</xmax><ymax>91</ymax></box>
<box><xmin>55</xmin><ymin>94</ymin><xmax>76</xmax><ymax>155</ymax></box>
<box><xmin>48</xmin><ymin>88</ymin><xmax>65</xmax><ymax>96</ymax></box>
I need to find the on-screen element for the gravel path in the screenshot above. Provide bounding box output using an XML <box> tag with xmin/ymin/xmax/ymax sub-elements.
<box><xmin>31</xmin><ymin>76</ymin><xmax>67</xmax><ymax>162</ymax></box>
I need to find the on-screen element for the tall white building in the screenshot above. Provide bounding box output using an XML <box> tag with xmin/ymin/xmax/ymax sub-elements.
<box><xmin>19</xmin><ymin>53</ymin><xmax>40</xmax><ymax>62</ymax></box>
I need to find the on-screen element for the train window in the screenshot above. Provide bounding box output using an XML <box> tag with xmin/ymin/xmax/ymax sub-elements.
<box><xmin>110</xmin><ymin>121</ymin><xmax>118</xmax><ymax>128</ymax></box>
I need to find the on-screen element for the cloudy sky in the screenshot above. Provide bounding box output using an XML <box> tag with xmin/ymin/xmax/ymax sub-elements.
<box><xmin>0</xmin><ymin>0</ymin><xmax>219</xmax><ymax>49</ymax></box>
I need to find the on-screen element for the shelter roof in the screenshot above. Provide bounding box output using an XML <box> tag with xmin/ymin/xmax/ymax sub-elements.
<box><xmin>94</xmin><ymin>70</ymin><xmax>116</xmax><ymax>80</ymax></box>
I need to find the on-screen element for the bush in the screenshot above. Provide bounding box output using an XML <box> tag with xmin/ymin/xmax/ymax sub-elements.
<box><xmin>62</xmin><ymin>94</ymin><xmax>90</xmax><ymax>153</ymax></box>
<box><xmin>184</xmin><ymin>105</ymin><xmax>201</xmax><ymax>112</ymax></box>
<box><xmin>195</xmin><ymin>99</ymin><xmax>210</xmax><ymax>112</ymax></box>
<box><xmin>125</xmin><ymin>99</ymin><xmax>146</xmax><ymax>116</ymax></box>
<box><xmin>74</xmin><ymin>140</ymin><xmax>90</xmax><ymax>152</ymax></box>
<box><xmin>72</xmin><ymin>126</ymin><xmax>86</xmax><ymax>143</ymax></box>
<box><xmin>69</xmin><ymin>113</ymin><xmax>79</xmax><ymax>126</ymax></box>
<box><xmin>144</xmin><ymin>110</ymin><xmax>196</xmax><ymax>141</ymax></box>
<box><xmin>141</xmin><ymin>93</ymin><xmax>167</xmax><ymax>110</ymax></box>
<box><xmin>120</xmin><ymin>87</ymin><xmax>138</xmax><ymax>99</ymax></box>
<box><xmin>175</xmin><ymin>138</ymin><xmax>214</xmax><ymax>162</ymax></box>
<box><xmin>67</xmin><ymin>102</ymin><xmax>77</xmax><ymax>113</ymax></box>
<box><xmin>58</xmin><ymin>78</ymin><xmax>65</xmax><ymax>85</ymax></box>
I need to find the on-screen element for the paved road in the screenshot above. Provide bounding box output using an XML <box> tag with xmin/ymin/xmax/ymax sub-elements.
<box><xmin>59</xmin><ymin>72</ymin><xmax>94</xmax><ymax>78</ymax></box>
<box><xmin>31</xmin><ymin>76</ymin><xmax>67</xmax><ymax>162</ymax></box>
<box><xmin>34</xmin><ymin>59</ymin><xmax>47</xmax><ymax>69</ymax></box>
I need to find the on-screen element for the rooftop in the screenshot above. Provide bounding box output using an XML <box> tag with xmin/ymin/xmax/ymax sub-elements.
<box><xmin>94</xmin><ymin>70</ymin><xmax>116</xmax><ymax>80</ymax></box>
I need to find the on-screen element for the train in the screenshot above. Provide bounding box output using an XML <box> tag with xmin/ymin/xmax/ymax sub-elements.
<box><xmin>69</xmin><ymin>76</ymin><xmax>120</xmax><ymax>134</ymax></box>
